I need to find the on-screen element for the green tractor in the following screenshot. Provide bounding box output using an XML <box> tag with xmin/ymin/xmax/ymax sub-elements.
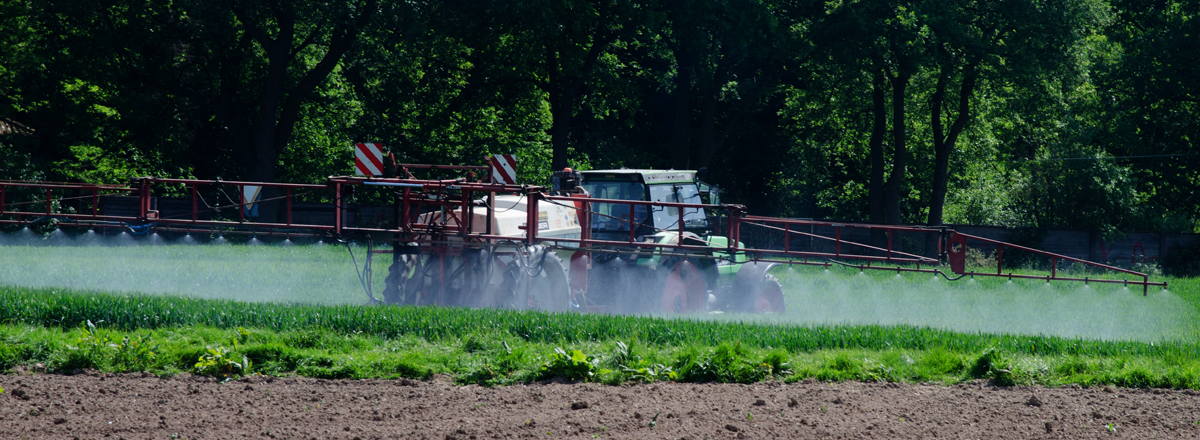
<box><xmin>377</xmin><ymin>167</ymin><xmax>785</xmax><ymax>315</ymax></box>
<box><xmin>570</xmin><ymin>168</ymin><xmax>785</xmax><ymax>315</ymax></box>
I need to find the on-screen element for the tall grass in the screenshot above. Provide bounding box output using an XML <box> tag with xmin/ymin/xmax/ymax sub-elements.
<box><xmin>0</xmin><ymin>241</ymin><xmax>377</xmax><ymax>305</ymax></box>
<box><xmin>1</xmin><ymin>285</ymin><xmax>1196</xmax><ymax>360</ymax></box>
<box><xmin>767</xmin><ymin>264</ymin><xmax>1199</xmax><ymax>342</ymax></box>
<box><xmin>0</xmin><ymin>240</ymin><xmax>1196</xmax><ymax>343</ymax></box>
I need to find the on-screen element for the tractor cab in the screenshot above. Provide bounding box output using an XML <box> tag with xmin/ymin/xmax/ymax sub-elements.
<box><xmin>579</xmin><ymin>169</ymin><xmax>713</xmax><ymax>242</ymax></box>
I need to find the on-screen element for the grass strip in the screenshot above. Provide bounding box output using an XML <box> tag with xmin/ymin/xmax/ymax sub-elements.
<box><xmin>2</xmin><ymin>323</ymin><xmax>1198</xmax><ymax>390</ymax></box>
<box><xmin>1</xmin><ymin>285</ymin><xmax>1197</xmax><ymax>359</ymax></box>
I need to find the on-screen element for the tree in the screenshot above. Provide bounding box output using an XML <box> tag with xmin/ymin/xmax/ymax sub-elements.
<box><xmin>161</xmin><ymin>0</ymin><xmax>383</xmax><ymax>184</ymax></box>
<box><xmin>660</xmin><ymin>0</ymin><xmax>794</xmax><ymax>171</ymax></box>
<box><xmin>923</xmin><ymin>0</ymin><xmax>1105</xmax><ymax>226</ymax></box>
<box><xmin>345</xmin><ymin>1</ymin><xmax>552</xmax><ymax>179</ymax></box>
<box><xmin>1095</xmin><ymin>0</ymin><xmax>1200</xmax><ymax>231</ymax></box>
<box><xmin>802</xmin><ymin>0</ymin><xmax>927</xmax><ymax>225</ymax></box>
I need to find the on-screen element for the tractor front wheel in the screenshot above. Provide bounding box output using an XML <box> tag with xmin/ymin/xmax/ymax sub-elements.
<box><xmin>659</xmin><ymin>258</ymin><xmax>707</xmax><ymax>314</ymax></box>
<box><xmin>750</xmin><ymin>274</ymin><xmax>786</xmax><ymax>313</ymax></box>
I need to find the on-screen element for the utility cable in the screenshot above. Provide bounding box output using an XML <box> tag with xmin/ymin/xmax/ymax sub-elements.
<box><xmin>1011</xmin><ymin>153</ymin><xmax>1199</xmax><ymax>162</ymax></box>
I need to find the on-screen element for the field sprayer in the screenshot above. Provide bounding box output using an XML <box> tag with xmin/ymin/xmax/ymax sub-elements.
<box><xmin>0</xmin><ymin>159</ymin><xmax>1168</xmax><ymax>314</ymax></box>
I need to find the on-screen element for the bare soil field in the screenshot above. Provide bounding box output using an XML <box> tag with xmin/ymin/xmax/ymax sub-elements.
<box><xmin>3</xmin><ymin>373</ymin><xmax>1200</xmax><ymax>439</ymax></box>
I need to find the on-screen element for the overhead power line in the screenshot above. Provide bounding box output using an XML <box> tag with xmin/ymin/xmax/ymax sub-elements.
<box><xmin>1011</xmin><ymin>153</ymin><xmax>1199</xmax><ymax>162</ymax></box>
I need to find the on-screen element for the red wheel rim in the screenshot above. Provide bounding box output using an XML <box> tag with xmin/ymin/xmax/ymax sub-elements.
<box><xmin>662</xmin><ymin>260</ymin><xmax>705</xmax><ymax>313</ymax></box>
<box><xmin>754</xmin><ymin>281</ymin><xmax>785</xmax><ymax>313</ymax></box>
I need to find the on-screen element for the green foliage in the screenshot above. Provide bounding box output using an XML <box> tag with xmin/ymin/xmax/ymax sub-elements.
<box><xmin>193</xmin><ymin>346</ymin><xmax>251</xmax><ymax>379</ymax></box>
<box><xmin>918</xmin><ymin>349</ymin><xmax>967</xmax><ymax>376</ymax></box>
<box><xmin>676</xmin><ymin>342</ymin><xmax>777</xmax><ymax>384</ymax></box>
<box><xmin>815</xmin><ymin>353</ymin><xmax>864</xmax><ymax>382</ymax></box>
<box><xmin>1</xmin><ymin>283</ymin><xmax>1197</xmax><ymax>360</ymax></box>
<box><xmin>970</xmin><ymin>349</ymin><xmax>1016</xmax><ymax>386</ymax></box>
<box><xmin>0</xmin><ymin>343</ymin><xmax>18</xmax><ymax>372</ymax></box>
<box><xmin>539</xmin><ymin>347</ymin><xmax>597</xmax><ymax>381</ymax></box>
<box><xmin>55</xmin><ymin>320</ymin><xmax>157</xmax><ymax>372</ymax></box>
<box><xmin>605</xmin><ymin>341</ymin><xmax>676</xmax><ymax>383</ymax></box>
<box><xmin>1</xmin><ymin>320</ymin><xmax>1200</xmax><ymax>388</ymax></box>
<box><xmin>241</xmin><ymin>343</ymin><xmax>295</xmax><ymax>374</ymax></box>
<box><xmin>0</xmin><ymin>0</ymin><xmax>1193</xmax><ymax>233</ymax></box>
<box><xmin>111</xmin><ymin>334</ymin><xmax>157</xmax><ymax>371</ymax></box>
<box><xmin>1055</xmin><ymin>356</ymin><xmax>1097</xmax><ymax>377</ymax></box>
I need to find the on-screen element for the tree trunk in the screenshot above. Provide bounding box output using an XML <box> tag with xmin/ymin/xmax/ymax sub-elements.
<box><xmin>927</xmin><ymin>60</ymin><xmax>978</xmax><ymax>226</ymax></box>
<box><xmin>695</xmin><ymin>91</ymin><xmax>719</xmax><ymax>170</ymax></box>
<box><xmin>868</xmin><ymin>67</ymin><xmax>887</xmax><ymax>224</ymax></box>
<box><xmin>543</xmin><ymin>31</ymin><xmax>612</xmax><ymax>171</ymax></box>
<box><xmin>927</xmin><ymin>65</ymin><xmax>948</xmax><ymax>227</ymax></box>
<box><xmin>668</xmin><ymin>63</ymin><xmax>694</xmax><ymax>170</ymax></box>
<box><xmin>883</xmin><ymin>69</ymin><xmax>910</xmax><ymax>225</ymax></box>
<box><xmin>868</xmin><ymin>67</ymin><xmax>889</xmax><ymax>251</ymax></box>
<box><xmin>549</xmin><ymin>93</ymin><xmax>574</xmax><ymax>171</ymax></box>
<box><xmin>226</xmin><ymin>1</ymin><xmax>376</xmax><ymax>221</ymax></box>
<box><xmin>695</xmin><ymin>93</ymin><xmax>748</xmax><ymax>171</ymax></box>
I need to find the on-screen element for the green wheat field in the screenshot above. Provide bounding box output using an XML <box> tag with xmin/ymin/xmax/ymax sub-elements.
<box><xmin>0</xmin><ymin>239</ymin><xmax>1197</xmax><ymax>388</ymax></box>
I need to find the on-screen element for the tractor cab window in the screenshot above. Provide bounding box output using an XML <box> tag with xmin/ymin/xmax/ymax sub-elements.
<box><xmin>582</xmin><ymin>181</ymin><xmax>648</xmax><ymax>231</ymax></box>
<box><xmin>648</xmin><ymin>184</ymin><xmax>707</xmax><ymax>231</ymax></box>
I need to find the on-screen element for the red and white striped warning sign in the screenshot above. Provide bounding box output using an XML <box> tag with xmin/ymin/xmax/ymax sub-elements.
<box><xmin>354</xmin><ymin>143</ymin><xmax>384</xmax><ymax>176</ymax></box>
<box><xmin>489</xmin><ymin>154</ymin><xmax>517</xmax><ymax>185</ymax></box>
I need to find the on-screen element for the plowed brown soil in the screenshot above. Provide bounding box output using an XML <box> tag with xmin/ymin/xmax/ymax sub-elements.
<box><xmin>3</xmin><ymin>373</ymin><xmax>1200</xmax><ymax>439</ymax></box>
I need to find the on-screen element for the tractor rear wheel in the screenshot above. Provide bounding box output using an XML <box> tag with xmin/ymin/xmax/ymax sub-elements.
<box><xmin>727</xmin><ymin>262</ymin><xmax>786</xmax><ymax>313</ymax></box>
<box><xmin>658</xmin><ymin>258</ymin><xmax>706</xmax><ymax>314</ymax></box>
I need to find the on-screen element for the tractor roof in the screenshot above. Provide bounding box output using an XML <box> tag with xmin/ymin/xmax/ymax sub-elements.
<box><xmin>580</xmin><ymin>169</ymin><xmax>696</xmax><ymax>184</ymax></box>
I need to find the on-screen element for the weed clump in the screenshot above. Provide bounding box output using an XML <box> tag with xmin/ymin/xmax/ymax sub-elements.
<box><xmin>53</xmin><ymin>321</ymin><xmax>157</xmax><ymax>373</ymax></box>
<box><xmin>539</xmin><ymin>347</ymin><xmax>597</xmax><ymax>381</ymax></box>
<box><xmin>676</xmin><ymin>342</ymin><xmax>781</xmax><ymax>383</ymax></box>
<box><xmin>193</xmin><ymin>345</ymin><xmax>251</xmax><ymax>379</ymax></box>
<box><xmin>971</xmin><ymin>349</ymin><xmax>1016</xmax><ymax>386</ymax></box>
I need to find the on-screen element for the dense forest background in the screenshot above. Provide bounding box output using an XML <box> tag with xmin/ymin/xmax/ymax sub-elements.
<box><xmin>0</xmin><ymin>0</ymin><xmax>1196</xmax><ymax>237</ymax></box>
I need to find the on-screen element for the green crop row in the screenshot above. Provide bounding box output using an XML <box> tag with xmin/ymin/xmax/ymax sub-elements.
<box><xmin>1</xmin><ymin>285</ymin><xmax>1196</xmax><ymax>359</ymax></box>
<box><xmin>2</xmin><ymin>323</ymin><xmax>1198</xmax><ymax>390</ymax></box>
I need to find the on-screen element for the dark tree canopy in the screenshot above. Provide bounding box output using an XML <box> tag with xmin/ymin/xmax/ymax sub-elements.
<box><xmin>1</xmin><ymin>0</ymin><xmax>1197</xmax><ymax>234</ymax></box>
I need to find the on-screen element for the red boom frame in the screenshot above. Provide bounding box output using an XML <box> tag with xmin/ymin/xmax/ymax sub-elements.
<box><xmin>0</xmin><ymin>171</ymin><xmax>1167</xmax><ymax>294</ymax></box>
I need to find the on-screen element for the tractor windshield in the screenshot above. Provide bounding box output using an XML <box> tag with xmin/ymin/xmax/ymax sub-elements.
<box><xmin>582</xmin><ymin>181</ymin><xmax>649</xmax><ymax>231</ymax></box>
<box><xmin>648</xmin><ymin>184</ymin><xmax>707</xmax><ymax>231</ymax></box>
